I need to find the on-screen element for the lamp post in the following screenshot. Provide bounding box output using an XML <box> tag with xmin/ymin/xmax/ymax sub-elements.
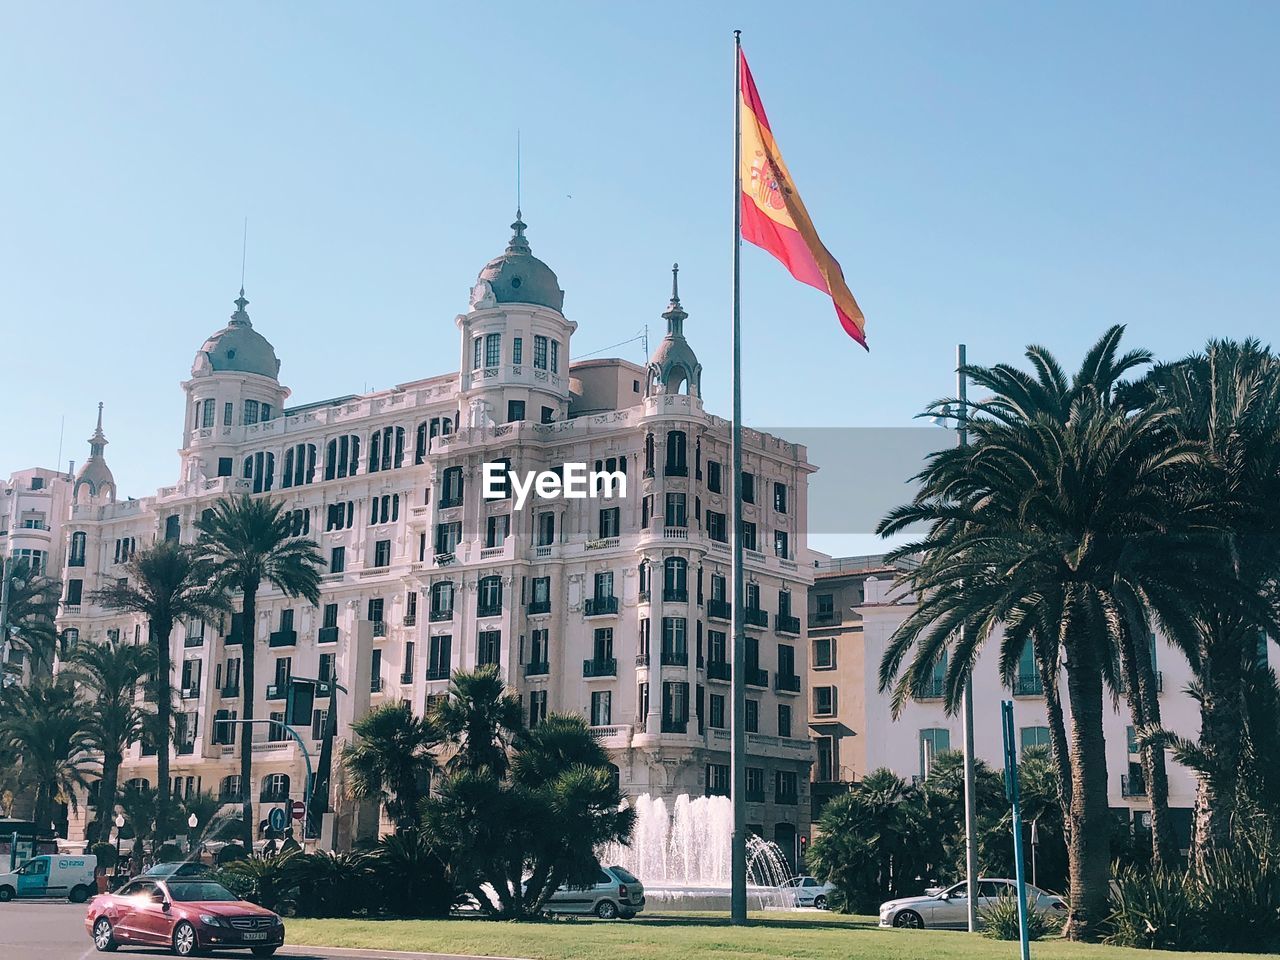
<box><xmin>113</xmin><ymin>813</ymin><xmax>125</xmax><ymax>877</ymax></box>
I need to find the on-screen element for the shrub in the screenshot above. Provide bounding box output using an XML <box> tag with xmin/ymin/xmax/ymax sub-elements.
<box><xmin>1105</xmin><ymin>865</ymin><xmax>1200</xmax><ymax>950</ymax></box>
<box><xmin>215</xmin><ymin>852</ymin><xmax>298</xmax><ymax>912</ymax></box>
<box><xmin>279</xmin><ymin>851</ymin><xmax>372</xmax><ymax>918</ymax></box>
<box><xmin>216</xmin><ymin>842</ymin><xmax>249</xmax><ymax>865</ymax></box>
<box><xmin>1194</xmin><ymin>848</ymin><xmax>1280</xmax><ymax>953</ymax></box>
<box><xmin>370</xmin><ymin>829</ymin><xmax>459</xmax><ymax>918</ymax></box>
<box><xmin>155</xmin><ymin>842</ymin><xmax>183</xmax><ymax>863</ymax></box>
<box><xmin>980</xmin><ymin>894</ymin><xmax>1063</xmax><ymax>942</ymax></box>
<box><xmin>90</xmin><ymin>842</ymin><xmax>118</xmax><ymax>870</ymax></box>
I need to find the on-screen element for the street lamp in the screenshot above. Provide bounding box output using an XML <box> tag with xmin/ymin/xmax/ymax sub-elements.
<box><xmin>113</xmin><ymin>813</ymin><xmax>125</xmax><ymax>875</ymax></box>
<box><xmin>188</xmin><ymin>813</ymin><xmax>198</xmax><ymax>830</ymax></box>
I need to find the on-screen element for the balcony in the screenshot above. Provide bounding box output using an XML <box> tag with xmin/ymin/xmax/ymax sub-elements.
<box><xmin>269</xmin><ymin>629</ymin><xmax>297</xmax><ymax>648</ymax></box>
<box><xmin>476</xmin><ymin>603</ymin><xmax>502</xmax><ymax>618</ymax></box>
<box><xmin>177</xmin><ymin>742</ymin><xmax>195</xmax><ymax>756</ymax></box>
<box><xmin>220</xmin><ymin>684</ymin><xmax>240</xmax><ymax>698</ymax></box>
<box><xmin>745</xmin><ymin>667</ymin><xmax>769</xmax><ymax>688</ymax></box>
<box><xmin>707</xmin><ymin>661</ymin><xmax>731</xmax><ymax>682</ymax></box>
<box><xmin>438</xmin><ymin>495</ymin><xmax>464</xmax><ymax>509</ymax></box>
<box><xmin>638</xmin><ymin>589</ymin><xmax>650</xmax><ymax>603</ymax></box>
<box><xmin>660</xmin><ymin>649</ymin><xmax>688</xmax><ymax>666</ymax></box>
<box><xmin>745</xmin><ymin>789</ymin><xmax>766</xmax><ymax>804</ymax></box>
<box><xmin>528</xmin><ymin>599</ymin><xmax>552</xmax><ymax>615</ymax></box>
<box><xmin>1121</xmin><ymin>774</ymin><xmax>1147</xmax><ymax>797</ymax></box>
<box><xmin>774</xmin><ymin>673</ymin><xmax>801</xmax><ymax>694</ymax></box>
<box><xmin>707</xmin><ymin>599</ymin><xmax>731</xmax><ymax>621</ymax></box>
<box><xmin>403</xmin><ymin>614</ymin><xmax>416</xmax><ymax>627</ymax></box>
<box><xmin>1013</xmin><ymin>674</ymin><xmax>1044</xmax><ymax>697</ymax></box>
<box><xmin>184</xmin><ymin>634</ymin><xmax>204</xmax><ymax>648</ymax></box>
<box><xmin>661</xmin><ymin>718</ymin><xmax>688</xmax><ymax>733</ymax></box>
<box><xmin>663</xmin><ymin>588</ymin><xmax>688</xmax><ymax>603</ymax></box>
<box><xmin>434</xmin><ymin>552</ymin><xmax>457</xmax><ymax>566</ymax></box>
<box><xmin>259</xmin><ymin>790</ymin><xmax>290</xmax><ymax>804</ymax></box>
<box><xmin>809</xmin><ymin>611</ymin><xmax>837</xmax><ymax>628</ymax></box>
<box><xmin>318</xmin><ymin>626</ymin><xmax>339</xmax><ymax>644</ymax></box>
<box><xmin>371</xmin><ymin>675</ymin><xmax>384</xmax><ymax>693</ymax></box>
<box><xmin>585</xmin><ymin>596</ymin><xmax>619</xmax><ymax>617</ymax></box>
<box><xmin>635</xmin><ymin>653</ymin><xmax>650</xmax><ymax>667</ymax></box>
<box><xmin>525</xmin><ymin>661</ymin><xmax>550</xmax><ymax>677</ymax></box>
<box><xmin>372</xmin><ymin>621</ymin><xmax>387</xmax><ymax>638</ymax></box>
<box><xmin>664</xmin><ymin>463</ymin><xmax>688</xmax><ymax>477</ymax></box>
<box><xmin>429</xmin><ymin>608</ymin><xmax>453</xmax><ymax>622</ymax></box>
<box><xmin>775</xmin><ymin>614</ymin><xmax>801</xmax><ymax>636</ymax></box>
<box><xmin>583</xmin><ymin>657</ymin><xmax>617</xmax><ymax>678</ymax></box>
<box><xmin>399</xmin><ymin>670</ymin><xmax>414</xmax><ymax>685</ymax></box>
<box><xmin>266</xmin><ymin>683</ymin><xmax>288</xmax><ymax>700</ymax></box>
<box><xmin>585</xmin><ymin>537</ymin><xmax>620</xmax><ymax>551</ymax></box>
<box><xmin>426</xmin><ymin>665</ymin><xmax>451</xmax><ymax>681</ymax></box>
<box><xmin>744</xmin><ymin>608</ymin><xmax>769</xmax><ymax>628</ymax></box>
<box><xmin>660</xmin><ymin>526</ymin><xmax>689</xmax><ymax>541</ymax></box>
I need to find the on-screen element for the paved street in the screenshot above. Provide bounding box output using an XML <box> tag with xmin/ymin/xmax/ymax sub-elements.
<box><xmin>0</xmin><ymin>901</ymin><xmax>506</xmax><ymax>960</ymax></box>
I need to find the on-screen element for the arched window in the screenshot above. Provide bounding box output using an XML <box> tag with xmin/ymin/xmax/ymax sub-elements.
<box><xmin>415</xmin><ymin>422</ymin><xmax>429</xmax><ymax>464</ymax></box>
<box><xmin>124</xmin><ymin>777</ymin><xmax>150</xmax><ymax>792</ymax></box>
<box><xmin>430</xmin><ymin>581</ymin><xmax>455</xmax><ymax>619</ymax></box>
<box><xmin>368</xmin><ymin>426</ymin><xmax>406</xmax><ymax>473</ymax></box>
<box><xmin>68</xmin><ymin>531</ymin><xmax>87</xmax><ymax>567</ymax></box>
<box><xmin>261</xmin><ymin>773</ymin><xmax>290</xmax><ymax>802</ymax></box>
<box><xmin>638</xmin><ymin>560</ymin><xmax>650</xmax><ymax>598</ymax></box>
<box><xmin>219</xmin><ymin>775</ymin><xmax>242</xmax><ymax>801</ymax></box>
<box><xmin>281</xmin><ymin>444</ymin><xmax>316</xmax><ymax>489</ymax></box>
<box><xmin>663</xmin><ymin>557</ymin><xmax>688</xmax><ymax>601</ymax></box>
<box><xmin>644</xmin><ymin>433</ymin><xmax>655</xmax><ymax>474</ymax></box>
<box><xmin>243</xmin><ymin>452</ymin><xmax>274</xmax><ymax>493</ymax></box>
<box><xmin>477</xmin><ymin>575</ymin><xmax>503</xmax><ymax>617</ymax></box>
<box><xmin>324</xmin><ymin>435</ymin><xmax>360</xmax><ymax>481</ymax></box>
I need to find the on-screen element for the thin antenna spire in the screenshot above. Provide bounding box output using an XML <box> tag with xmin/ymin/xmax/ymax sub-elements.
<box><xmin>240</xmin><ymin>217</ymin><xmax>248</xmax><ymax>291</ymax></box>
<box><xmin>516</xmin><ymin>129</ymin><xmax>522</xmax><ymax>216</ymax></box>
<box><xmin>56</xmin><ymin>415</ymin><xmax>65</xmax><ymax>476</ymax></box>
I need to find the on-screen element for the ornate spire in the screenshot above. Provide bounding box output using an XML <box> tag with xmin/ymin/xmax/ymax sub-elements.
<box><xmin>662</xmin><ymin>262</ymin><xmax>687</xmax><ymax>335</ymax></box>
<box><xmin>505</xmin><ymin>210</ymin><xmax>532</xmax><ymax>256</ymax></box>
<box><xmin>229</xmin><ymin>287</ymin><xmax>251</xmax><ymax>326</ymax></box>
<box><xmin>75</xmin><ymin>402</ymin><xmax>116</xmax><ymax>502</ymax></box>
<box><xmin>88</xmin><ymin>401</ymin><xmax>107</xmax><ymax>454</ymax></box>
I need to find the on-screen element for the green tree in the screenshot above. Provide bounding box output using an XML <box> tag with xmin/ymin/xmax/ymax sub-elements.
<box><xmin>876</xmin><ymin>327</ymin><xmax>1204</xmax><ymax>938</ymax></box>
<box><xmin>67</xmin><ymin>635</ymin><xmax>150</xmax><ymax>844</ymax></box>
<box><xmin>430</xmin><ymin>665</ymin><xmax>523</xmax><ymax>776</ymax></box>
<box><xmin>91</xmin><ymin>541</ymin><xmax>228</xmax><ymax>844</ymax></box>
<box><xmin>2</xmin><ymin>557</ymin><xmax>63</xmax><ymax>678</ymax></box>
<box><xmin>341</xmin><ymin>701</ymin><xmax>439</xmax><ymax>833</ymax></box>
<box><xmin>194</xmin><ymin>495</ymin><xmax>324</xmax><ymax>847</ymax></box>
<box><xmin>0</xmin><ymin>680</ymin><xmax>95</xmax><ymax>833</ymax></box>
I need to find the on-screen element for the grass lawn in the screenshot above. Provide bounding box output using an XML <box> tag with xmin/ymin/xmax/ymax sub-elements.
<box><xmin>288</xmin><ymin>910</ymin><xmax>1268</xmax><ymax>960</ymax></box>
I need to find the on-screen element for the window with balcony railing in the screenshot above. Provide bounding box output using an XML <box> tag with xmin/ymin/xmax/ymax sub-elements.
<box><xmin>269</xmin><ymin>629</ymin><xmax>297</xmax><ymax>647</ymax></box>
<box><xmin>744</xmin><ymin>607</ymin><xmax>769</xmax><ymax>628</ymax></box>
<box><xmin>746</xmin><ymin>667</ymin><xmax>769</xmax><ymax>687</ymax></box>
<box><xmin>583</xmin><ymin>657</ymin><xmax>617</xmax><ymax>677</ymax></box>
<box><xmin>775</xmin><ymin>613</ymin><xmax>801</xmax><ymax>635</ymax></box>
<box><xmin>774</xmin><ymin>672</ymin><xmax>801</xmax><ymax>693</ymax></box>
<box><xmin>318</xmin><ymin>626</ymin><xmax>339</xmax><ymax>644</ymax></box>
<box><xmin>525</xmin><ymin>661</ymin><xmax>550</xmax><ymax>677</ymax></box>
<box><xmin>585</xmin><ymin>596</ymin><xmax>618</xmax><ymax>616</ymax></box>
<box><xmin>1013</xmin><ymin>673</ymin><xmax>1044</xmax><ymax>696</ymax></box>
<box><xmin>707</xmin><ymin>598</ymin><xmax>731</xmax><ymax>620</ymax></box>
<box><xmin>707</xmin><ymin>661</ymin><xmax>731</xmax><ymax>681</ymax></box>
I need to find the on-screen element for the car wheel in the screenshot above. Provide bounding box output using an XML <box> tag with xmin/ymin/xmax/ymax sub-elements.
<box><xmin>595</xmin><ymin>899</ymin><xmax>620</xmax><ymax>919</ymax></box>
<box><xmin>893</xmin><ymin>909</ymin><xmax>924</xmax><ymax>929</ymax></box>
<box><xmin>0</xmin><ymin>885</ymin><xmax>14</xmax><ymax>903</ymax></box>
<box><xmin>171</xmin><ymin>920</ymin><xmax>198</xmax><ymax>957</ymax></box>
<box><xmin>250</xmin><ymin>948</ymin><xmax>279</xmax><ymax>958</ymax></box>
<box><xmin>92</xmin><ymin>917</ymin><xmax>118</xmax><ymax>952</ymax></box>
<box><xmin>814</xmin><ymin>894</ymin><xmax>828</xmax><ymax>910</ymax></box>
<box><xmin>69</xmin><ymin>885</ymin><xmax>91</xmax><ymax>904</ymax></box>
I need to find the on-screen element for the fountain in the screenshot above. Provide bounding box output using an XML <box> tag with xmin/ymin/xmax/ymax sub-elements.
<box><xmin>600</xmin><ymin>794</ymin><xmax>799</xmax><ymax>910</ymax></box>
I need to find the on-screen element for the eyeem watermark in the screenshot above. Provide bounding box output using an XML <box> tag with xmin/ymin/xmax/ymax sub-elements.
<box><xmin>483</xmin><ymin>462</ymin><xmax>627</xmax><ymax>510</ymax></box>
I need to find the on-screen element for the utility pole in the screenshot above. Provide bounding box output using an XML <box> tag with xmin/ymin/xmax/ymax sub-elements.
<box><xmin>958</xmin><ymin>344</ymin><xmax>980</xmax><ymax>932</ymax></box>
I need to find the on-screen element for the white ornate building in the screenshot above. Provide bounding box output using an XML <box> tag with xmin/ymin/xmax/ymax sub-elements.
<box><xmin>55</xmin><ymin>216</ymin><xmax>818</xmax><ymax>859</ymax></box>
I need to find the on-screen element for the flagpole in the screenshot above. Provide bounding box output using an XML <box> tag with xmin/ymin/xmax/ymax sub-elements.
<box><xmin>729</xmin><ymin>27</ymin><xmax>748</xmax><ymax>927</ymax></box>
<box><xmin>958</xmin><ymin>343</ymin><xmax>980</xmax><ymax>932</ymax></box>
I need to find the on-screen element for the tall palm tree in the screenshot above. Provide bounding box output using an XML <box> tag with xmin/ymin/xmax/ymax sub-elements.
<box><xmin>431</xmin><ymin>666</ymin><xmax>524</xmax><ymax>777</ymax></box>
<box><xmin>0</xmin><ymin>680</ymin><xmax>95</xmax><ymax>832</ymax></box>
<box><xmin>342</xmin><ymin>701</ymin><xmax>439</xmax><ymax>833</ymax></box>
<box><xmin>67</xmin><ymin>635</ymin><xmax>150</xmax><ymax>844</ymax></box>
<box><xmin>194</xmin><ymin>495</ymin><xmax>324</xmax><ymax>846</ymax></box>
<box><xmin>1130</xmin><ymin>339</ymin><xmax>1280</xmax><ymax>857</ymax></box>
<box><xmin>2</xmin><ymin>558</ymin><xmax>63</xmax><ymax>678</ymax></box>
<box><xmin>876</xmin><ymin>326</ymin><xmax>1203</xmax><ymax>939</ymax></box>
<box><xmin>90</xmin><ymin>541</ymin><xmax>228</xmax><ymax>843</ymax></box>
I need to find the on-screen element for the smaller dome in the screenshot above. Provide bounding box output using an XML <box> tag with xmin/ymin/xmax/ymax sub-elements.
<box><xmin>474</xmin><ymin>214</ymin><xmax>564</xmax><ymax>313</ymax></box>
<box><xmin>647</xmin><ymin>264</ymin><xmax>701</xmax><ymax>398</ymax></box>
<box><xmin>74</xmin><ymin>402</ymin><xmax>116</xmax><ymax>503</ymax></box>
<box><xmin>192</xmin><ymin>290</ymin><xmax>281</xmax><ymax>379</ymax></box>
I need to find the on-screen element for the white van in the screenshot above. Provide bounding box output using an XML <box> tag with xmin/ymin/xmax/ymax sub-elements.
<box><xmin>0</xmin><ymin>854</ymin><xmax>98</xmax><ymax>903</ymax></box>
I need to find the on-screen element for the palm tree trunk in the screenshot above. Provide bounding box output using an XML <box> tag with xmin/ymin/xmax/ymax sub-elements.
<box><xmin>1062</xmin><ymin>631</ymin><xmax>1112</xmax><ymax>941</ymax></box>
<box><xmin>152</xmin><ymin>616</ymin><xmax>174</xmax><ymax>846</ymax></box>
<box><xmin>95</xmin><ymin>750</ymin><xmax>122</xmax><ymax>845</ymax></box>
<box><xmin>1034</xmin><ymin>633</ymin><xmax>1074</xmax><ymax>833</ymax></box>
<box><xmin>239</xmin><ymin>587</ymin><xmax>258</xmax><ymax>848</ymax></box>
<box><xmin>1194</xmin><ymin>616</ymin><xmax>1246</xmax><ymax>859</ymax></box>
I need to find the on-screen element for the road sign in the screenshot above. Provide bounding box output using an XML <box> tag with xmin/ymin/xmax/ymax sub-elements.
<box><xmin>269</xmin><ymin>807</ymin><xmax>287</xmax><ymax>833</ymax></box>
<box><xmin>290</xmin><ymin>800</ymin><xmax>306</xmax><ymax>821</ymax></box>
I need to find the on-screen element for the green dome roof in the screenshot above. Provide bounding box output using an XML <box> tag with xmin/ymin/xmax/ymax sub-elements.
<box><xmin>476</xmin><ymin>214</ymin><xmax>564</xmax><ymax>313</ymax></box>
<box><xmin>193</xmin><ymin>290</ymin><xmax>281</xmax><ymax>380</ymax></box>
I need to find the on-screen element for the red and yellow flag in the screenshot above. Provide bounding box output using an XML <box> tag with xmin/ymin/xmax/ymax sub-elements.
<box><xmin>739</xmin><ymin>50</ymin><xmax>867</xmax><ymax>349</ymax></box>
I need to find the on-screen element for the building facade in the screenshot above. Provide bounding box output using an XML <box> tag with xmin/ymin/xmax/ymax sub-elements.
<box><xmin>806</xmin><ymin>556</ymin><xmax>1203</xmax><ymax>847</ymax></box>
<box><xmin>55</xmin><ymin>218</ymin><xmax>817</xmax><ymax>857</ymax></box>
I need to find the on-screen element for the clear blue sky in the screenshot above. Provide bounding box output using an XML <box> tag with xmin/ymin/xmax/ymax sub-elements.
<box><xmin>3</xmin><ymin>2</ymin><xmax>1277</xmax><ymax>556</ymax></box>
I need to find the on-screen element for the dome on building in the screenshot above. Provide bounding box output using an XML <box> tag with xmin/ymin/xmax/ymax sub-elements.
<box><xmin>74</xmin><ymin>402</ymin><xmax>116</xmax><ymax>503</ymax></box>
<box><xmin>646</xmin><ymin>264</ymin><xmax>701</xmax><ymax>398</ymax></box>
<box><xmin>472</xmin><ymin>213</ymin><xmax>565</xmax><ymax>313</ymax></box>
<box><xmin>191</xmin><ymin>289</ymin><xmax>281</xmax><ymax>379</ymax></box>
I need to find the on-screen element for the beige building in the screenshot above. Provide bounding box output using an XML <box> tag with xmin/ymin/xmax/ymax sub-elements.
<box><xmin>55</xmin><ymin>217</ymin><xmax>817</xmax><ymax>857</ymax></box>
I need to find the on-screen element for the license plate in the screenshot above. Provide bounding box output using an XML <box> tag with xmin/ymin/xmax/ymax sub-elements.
<box><xmin>242</xmin><ymin>932</ymin><xmax>269</xmax><ymax>941</ymax></box>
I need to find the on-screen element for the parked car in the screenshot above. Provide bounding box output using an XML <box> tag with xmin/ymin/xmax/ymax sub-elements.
<box><xmin>779</xmin><ymin>875</ymin><xmax>835</xmax><ymax>909</ymax></box>
<box><xmin>542</xmin><ymin>865</ymin><xmax>645</xmax><ymax>919</ymax></box>
<box><xmin>0</xmin><ymin>854</ymin><xmax>97</xmax><ymax>903</ymax></box>
<box><xmin>879</xmin><ymin>878</ymin><xmax>1067</xmax><ymax>929</ymax></box>
<box><xmin>85</xmin><ymin>877</ymin><xmax>285</xmax><ymax>957</ymax></box>
<box><xmin>143</xmin><ymin>861</ymin><xmax>212</xmax><ymax>880</ymax></box>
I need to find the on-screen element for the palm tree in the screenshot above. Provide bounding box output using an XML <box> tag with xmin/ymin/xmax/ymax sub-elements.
<box><xmin>90</xmin><ymin>540</ymin><xmax>227</xmax><ymax>844</ymax></box>
<box><xmin>431</xmin><ymin>666</ymin><xmax>523</xmax><ymax>777</ymax></box>
<box><xmin>1130</xmin><ymin>339</ymin><xmax>1280</xmax><ymax>857</ymax></box>
<box><xmin>341</xmin><ymin>701</ymin><xmax>439</xmax><ymax>833</ymax></box>
<box><xmin>876</xmin><ymin>326</ymin><xmax>1203</xmax><ymax>939</ymax></box>
<box><xmin>67</xmin><ymin>636</ymin><xmax>150</xmax><ymax>844</ymax></box>
<box><xmin>0</xmin><ymin>680</ymin><xmax>95</xmax><ymax>832</ymax></box>
<box><xmin>194</xmin><ymin>495</ymin><xmax>324</xmax><ymax>846</ymax></box>
<box><xmin>2</xmin><ymin>558</ymin><xmax>63</xmax><ymax>678</ymax></box>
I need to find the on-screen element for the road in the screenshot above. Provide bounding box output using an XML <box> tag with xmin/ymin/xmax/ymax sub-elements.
<box><xmin>0</xmin><ymin>900</ymin><xmax>506</xmax><ymax>960</ymax></box>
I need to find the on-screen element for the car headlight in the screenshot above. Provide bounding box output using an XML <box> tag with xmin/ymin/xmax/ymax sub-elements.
<box><xmin>198</xmin><ymin>914</ymin><xmax>224</xmax><ymax>926</ymax></box>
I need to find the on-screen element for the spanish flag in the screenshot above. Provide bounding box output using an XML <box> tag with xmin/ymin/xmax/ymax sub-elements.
<box><xmin>739</xmin><ymin>49</ymin><xmax>867</xmax><ymax>349</ymax></box>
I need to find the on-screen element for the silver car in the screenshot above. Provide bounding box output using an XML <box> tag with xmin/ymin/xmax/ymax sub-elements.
<box><xmin>543</xmin><ymin>865</ymin><xmax>645</xmax><ymax>919</ymax></box>
<box><xmin>879</xmin><ymin>878</ymin><xmax>1066</xmax><ymax>929</ymax></box>
<box><xmin>779</xmin><ymin>875</ymin><xmax>835</xmax><ymax>909</ymax></box>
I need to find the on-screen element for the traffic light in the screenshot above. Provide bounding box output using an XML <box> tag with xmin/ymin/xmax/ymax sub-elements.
<box><xmin>799</xmin><ymin>835</ymin><xmax>808</xmax><ymax>862</ymax></box>
<box><xmin>286</xmin><ymin>679</ymin><xmax>316</xmax><ymax>728</ymax></box>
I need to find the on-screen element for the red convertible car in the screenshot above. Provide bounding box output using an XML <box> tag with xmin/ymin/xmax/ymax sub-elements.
<box><xmin>85</xmin><ymin>877</ymin><xmax>284</xmax><ymax>957</ymax></box>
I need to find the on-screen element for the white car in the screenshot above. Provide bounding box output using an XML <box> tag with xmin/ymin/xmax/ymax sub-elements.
<box><xmin>879</xmin><ymin>878</ymin><xmax>1067</xmax><ymax>929</ymax></box>
<box><xmin>780</xmin><ymin>875</ymin><xmax>835</xmax><ymax>909</ymax></box>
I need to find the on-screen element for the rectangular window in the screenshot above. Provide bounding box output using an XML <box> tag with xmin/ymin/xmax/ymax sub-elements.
<box><xmin>541</xmin><ymin>405</ymin><xmax>554</xmax><ymax>423</ymax></box>
<box><xmin>217</xmin><ymin>457</ymin><xmax>233</xmax><ymax>477</ymax></box>
<box><xmin>507</xmin><ymin>400</ymin><xmax>526</xmax><ymax>422</ymax></box>
<box><xmin>485</xmin><ymin>513</ymin><xmax>510</xmax><ymax>548</ymax></box>
<box><xmin>537</xmin><ymin>512</ymin><xmax>555</xmax><ymax>546</ymax></box>
<box><xmin>530</xmin><ymin>689</ymin><xmax>547</xmax><ymax>727</ymax></box>
<box><xmin>740</xmin><ymin>472</ymin><xmax>755</xmax><ymax>504</ymax></box>
<box><xmin>706</xmin><ymin>511</ymin><xmax>727</xmax><ymax>542</ymax></box>
<box><xmin>599</xmin><ymin>507</ymin><xmax>620</xmax><ymax>538</ymax></box>
<box><xmin>746</xmin><ymin>767</ymin><xmax>764</xmax><ymax>799</ymax></box>
<box><xmin>368</xmin><ymin>597</ymin><xmax>385</xmax><ymax>624</ymax></box>
<box><xmin>428</xmin><ymin>634</ymin><xmax>452</xmax><ymax>679</ymax></box>
<box><xmin>201</xmin><ymin>399</ymin><xmax>216</xmax><ymax>429</ymax></box>
<box><xmin>512</xmin><ymin>337</ymin><xmax>523</xmax><ymax>365</ymax></box>
<box><xmin>662</xmin><ymin>681</ymin><xmax>689</xmax><ymax>732</ymax></box>
<box><xmin>65</xmin><ymin>579</ymin><xmax>83</xmax><ymax>605</ymax></box>
<box><xmin>775</xmin><ymin>770</ymin><xmax>798</xmax><ymax>804</ymax></box>
<box><xmin>374</xmin><ymin>539</ymin><xmax>391</xmax><ymax>567</ymax></box>
<box><xmin>706</xmin><ymin>763</ymin><xmax>730</xmax><ymax>797</ymax></box>
<box><xmin>223</xmin><ymin>402</ymin><xmax>234</xmax><ymax>426</ymax></box>
<box><xmin>778</xmin><ymin>704</ymin><xmax>792</xmax><ymax>738</ymax></box>
<box><xmin>813</xmin><ymin>685</ymin><xmax>836</xmax><ymax>717</ymax></box>
<box><xmin>549</xmin><ymin>339</ymin><xmax>559</xmax><ymax>373</ymax></box>
<box><xmin>709</xmin><ymin>693</ymin><xmax>725</xmax><ymax>729</ymax></box>
<box><xmin>593</xmin><ymin>571</ymin><xmax>614</xmax><ymax>600</ymax></box>
<box><xmin>919</xmin><ymin>728</ymin><xmax>951</xmax><ymax>780</ymax></box>
<box><xmin>745</xmin><ymin>699</ymin><xmax>759</xmax><ymax>733</ymax></box>
<box><xmin>707</xmin><ymin>460</ymin><xmax>722</xmax><ymax>493</ymax></box>
<box><xmin>591</xmin><ymin>691</ymin><xmax>612</xmax><ymax>726</ymax></box>
<box><xmin>473</xmin><ymin>336</ymin><xmax>483</xmax><ymax>370</ymax></box>
<box><xmin>1020</xmin><ymin>726</ymin><xmax>1052</xmax><ymax>753</ymax></box>
<box><xmin>773</xmin><ymin>481</ymin><xmax>788</xmax><ymax>513</ymax></box>
<box><xmin>533</xmin><ymin>335</ymin><xmax>548</xmax><ymax>370</ymax></box>
<box><xmin>665</xmin><ymin>492</ymin><xmax>687</xmax><ymax>528</ymax></box>
<box><xmin>370</xmin><ymin>649</ymin><xmax>382</xmax><ymax>691</ymax></box>
<box><xmin>485</xmin><ymin>332</ymin><xmax>501</xmax><ymax>367</ymax></box>
<box><xmin>435</xmin><ymin>521</ymin><xmax>462</xmax><ymax>556</ymax></box>
<box><xmin>322</xmin><ymin>603</ymin><xmax>338</xmax><ymax>629</ymax></box>
<box><xmin>774</xmin><ymin>530</ymin><xmax>789</xmax><ymax>559</ymax></box>
<box><xmin>330</xmin><ymin>546</ymin><xmax>345</xmax><ymax>574</ymax></box>
<box><xmin>813</xmin><ymin>637</ymin><xmax>834</xmax><ymax>669</ymax></box>
<box><xmin>478</xmin><ymin>630</ymin><xmax>501</xmax><ymax>666</ymax></box>
<box><xmin>244</xmin><ymin>400</ymin><xmax>259</xmax><ymax>425</ymax></box>
<box><xmin>740</xmin><ymin>520</ymin><xmax>757</xmax><ymax>552</ymax></box>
